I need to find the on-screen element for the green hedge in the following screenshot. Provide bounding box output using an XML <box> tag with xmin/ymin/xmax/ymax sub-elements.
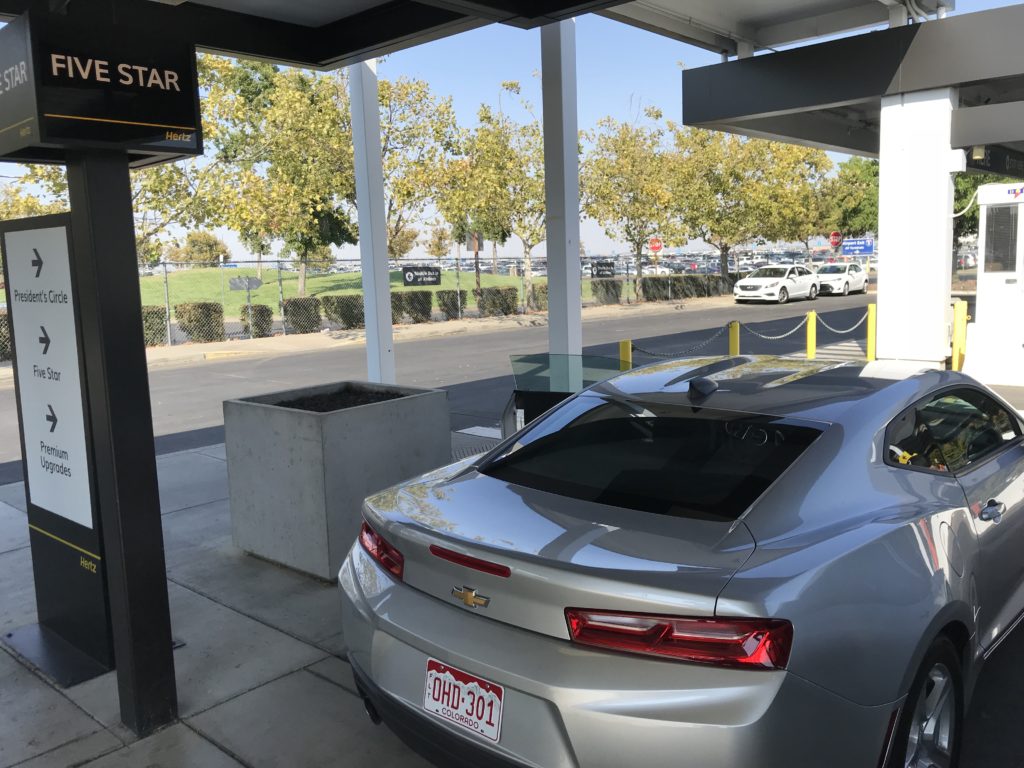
<box><xmin>592</xmin><ymin>279</ymin><xmax>623</xmax><ymax>305</ymax></box>
<box><xmin>321</xmin><ymin>294</ymin><xmax>364</xmax><ymax>329</ymax></box>
<box><xmin>0</xmin><ymin>312</ymin><xmax>10</xmax><ymax>362</ymax></box>
<box><xmin>403</xmin><ymin>290</ymin><xmax>433</xmax><ymax>324</ymax></box>
<box><xmin>528</xmin><ymin>283</ymin><xmax>548</xmax><ymax>311</ymax></box>
<box><xmin>478</xmin><ymin>286</ymin><xmax>519</xmax><ymax>317</ymax></box>
<box><xmin>174</xmin><ymin>302</ymin><xmax>225</xmax><ymax>343</ymax></box>
<box><xmin>240</xmin><ymin>304</ymin><xmax>274</xmax><ymax>338</ymax></box>
<box><xmin>141</xmin><ymin>305</ymin><xmax>168</xmax><ymax>346</ymax></box>
<box><xmin>390</xmin><ymin>293</ymin><xmax>406</xmax><ymax>323</ymax></box>
<box><xmin>436</xmin><ymin>290</ymin><xmax>467</xmax><ymax>320</ymax></box>
<box><xmin>283</xmin><ymin>297</ymin><xmax>322</xmax><ymax>334</ymax></box>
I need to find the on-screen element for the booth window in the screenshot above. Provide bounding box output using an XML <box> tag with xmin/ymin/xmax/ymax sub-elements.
<box><xmin>984</xmin><ymin>204</ymin><xmax>1018</xmax><ymax>273</ymax></box>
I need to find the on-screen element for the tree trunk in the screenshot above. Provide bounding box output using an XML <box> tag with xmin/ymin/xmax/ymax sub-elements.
<box><xmin>256</xmin><ymin>252</ymin><xmax>263</xmax><ymax>281</ymax></box>
<box><xmin>718</xmin><ymin>247</ymin><xmax>730</xmax><ymax>277</ymax></box>
<box><xmin>524</xmin><ymin>244</ymin><xmax>534</xmax><ymax>310</ymax></box>
<box><xmin>298</xmin><ymin>253</ymin><xmax>307</xmax><ymax>297</ymax></box>
<box><xmin>474</xmin><ymin>247</ymin><xmax>481</xmax><ymax>297</ymax></box>
<box><xmin>634</xmin><ymin>251</ymin><xmax>644</xmax><ymax>301</ymax></box>
<box><xmin>492</xmin><ymin>240</ymin><xmax>498</xmax><ymax>275</ymax></box>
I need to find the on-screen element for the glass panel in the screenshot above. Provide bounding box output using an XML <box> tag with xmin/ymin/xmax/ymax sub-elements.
<box><xmin>508</xmin><ymin>354</ymin><xmax>623</xmax><ymax>393</ymax></box>
<box><xmin>984</xmin><ymin>204</ymin><xmax>1018</xmax><ymax>273</ymax></box>
<box><xmin>483</xmin><ymin>395</ymin><xmax>822</xmax><ymax>521</ymax></box>
<box><xmin>887</xmin><ymin>389</ymin><xmax>1021</xmax><ymax>472</ymax></box>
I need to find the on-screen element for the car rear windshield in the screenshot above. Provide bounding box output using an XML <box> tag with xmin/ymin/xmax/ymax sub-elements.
<box><xmin>482</xmin><ymin>396</ymin><xmax>823</xmax><ymax>522</ymax></box>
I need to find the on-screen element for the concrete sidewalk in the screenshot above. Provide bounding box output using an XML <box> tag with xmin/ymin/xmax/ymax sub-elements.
<box><xmin>0</xmin><ymin>431</ymin><xmax>498</xmax><ymax>768</ymax></box>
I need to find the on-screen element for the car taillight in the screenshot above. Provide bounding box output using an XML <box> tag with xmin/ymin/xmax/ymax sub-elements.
<box><xmin>359</xmin><ymin>521</ymin><xmax>404</xmax><ymax>581</ymax></box>
<box><xmin>565</xmin><ymin>609</ymin><xmax>793</xmax><ymax>670</ymax></box>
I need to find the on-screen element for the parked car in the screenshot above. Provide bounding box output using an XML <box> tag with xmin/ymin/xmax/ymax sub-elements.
<box><xmin>340</xmin><ymin>357</ymin><xmax>1024</xmax><ymax>768</ymax></box>
<box><xmin>733</xmin><ymin>265</ymin><xmax>818</xmax><ymax>303</ymax></box>
<box><xmin>816</xmin><ymin>262</ymin><xmax>868</xmax><ymax>295</ymax></box>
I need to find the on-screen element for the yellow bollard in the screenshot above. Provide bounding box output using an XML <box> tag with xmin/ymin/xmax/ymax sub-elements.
<box><xmin>728</xmin><ymin>321</ymin><xmax>740</xmax><ymax>356</ymax></box>
<box><xmin>619</xmin><ymin>340</ymin><xmax>632</xmax><ymax>371</ymax></box>
<box><xmin>866</xmin><ymin>304</ymin><xmax>877</xmax><ymax>362</ymax></box>
<box><xmin>951</xmin><ymin>300</ymin><xmax>968</xmax><ymax>371</ymax></box>
<box><xmin>806</xmin><ymin>311</ymin><xmax>816</xmax><ymax>360</ymax></box>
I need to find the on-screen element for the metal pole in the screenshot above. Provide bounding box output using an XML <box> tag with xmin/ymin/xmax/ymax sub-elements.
<box><xmin>541</xmin><ymin>19</ymin><xmax>583</xmax><ymax>358</ymax></box>
<box><xmin>456</xmin><ymin>246</ymin><xmax>462</xmax><ymax>319</ymax></box>
<box><xmin>728</xmin><ymin>321</ymin><xmax>740</xmax><ymax>355</ymax></box>
<box><xmin>162</xmin><ymin>262</ymin><xmax>171</xmax><ymax>346</ymax></box>
<box><xmin>246</xmin><ymin>285</ymin><xmax>253</xmax><ymax>340</ymax></box>
<box><xmin>66</xmin><ymin>150</ymin><xmax>177</xmax><ymax>735</ymax></box>
<box><xmin>277</xmin><ymin>261</ymin><xmax>286</xmax><ymax>336</ymax></box>
<box><xmin>350</xmin><ymin>58</ymin><xmax>396</xmax><ymax>383</ymax></box>
<box><xmin>806</xmin><ymin>311</ymin><xmax>817</xmax><ymax>360</ymax></box>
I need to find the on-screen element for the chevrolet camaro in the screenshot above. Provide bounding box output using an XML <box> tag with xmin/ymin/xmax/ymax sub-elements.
<box><xmin>339</xmin><ymin>356</ymin><xmax>1024</xmax><ymax>768</ymax></box>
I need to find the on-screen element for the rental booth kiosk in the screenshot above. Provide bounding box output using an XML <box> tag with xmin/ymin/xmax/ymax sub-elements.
<box><xmin>964</xmin><ymin>183</ymin><xmax>1024</xmax><ymax>386</ymax></box>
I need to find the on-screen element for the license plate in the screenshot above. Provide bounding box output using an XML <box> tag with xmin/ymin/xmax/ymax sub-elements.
<box><xmin>423</xmin><ymin>658</ymin><xmax>503</xmax><ymax>742</ymax></box>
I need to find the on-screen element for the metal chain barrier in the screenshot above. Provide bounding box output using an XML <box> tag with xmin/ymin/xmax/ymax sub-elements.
<box><xmin>740</xmin><ymin>316</ymin><xmax>808</xmax><ymax>341</ymax></box>
<box><xmin>631</xmin><ymin>325</ymin><xmax>728</xmax><ymax>358</ymax></box>
<box><xmin>817</xmin><ymin>310</ymin><xmax>869</xmax><ymax>335</ymax></box>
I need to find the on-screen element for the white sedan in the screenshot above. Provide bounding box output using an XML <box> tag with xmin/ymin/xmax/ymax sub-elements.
<box><xmin>815</xmin><ymin>263</ymin><xmax>868</xmax><ymax>295</ymax></box>
<box><xmin>733</xmin><ymin>265</ymin><xmax>818</xmax><ymax>304</ymax></box>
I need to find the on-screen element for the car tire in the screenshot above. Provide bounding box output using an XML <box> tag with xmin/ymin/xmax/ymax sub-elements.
<box><xmin>886</xmin><ymin>636</ymin><xmax>963</xmax><ymax>768</ymax></box>
<box><xmin>808</xmin><ymin>285</ymin><xmax>818</xmax><ymax>301</ymax></box>
<box><xmin>842</xmin><ymin>282</ymin><xmax>849</xmax><ymax>296</ymax></box>
<box><xmin>777</xmin><ymin>287</ymin><xmax>789</xmax><ymax>304</ymax></box>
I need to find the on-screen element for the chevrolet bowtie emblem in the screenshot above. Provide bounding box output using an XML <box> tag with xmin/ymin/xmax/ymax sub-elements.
<box><xmin>452</xmin><ymin>586</ymin><xmax>490</xmax><ymax>609</ymax></box>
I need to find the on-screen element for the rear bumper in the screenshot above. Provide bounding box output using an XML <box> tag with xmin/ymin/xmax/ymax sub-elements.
<box><xmin>339</xmin><ymin>545</ymin><xmax>896</xmax><ymax>768</ymax></box>
<box><xmin>352</xmin><ymin>657</ymin><xmax>530</xmax><ymax>768</ymax></box>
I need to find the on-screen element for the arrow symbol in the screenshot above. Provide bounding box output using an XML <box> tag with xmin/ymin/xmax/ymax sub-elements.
<box><xmin>31</xmin><ymin>248</ymin><xmax>43</xmax><ymax>278</ymax></box>
<box><xmin>45</xmin><ymin>404</ymin><xmax>57</xmax><ymax>433</ymax></box>
<box><xmin>38</xmin><ymin>326</ymin><xmax>50</xmax><ymax>355</ymax></box>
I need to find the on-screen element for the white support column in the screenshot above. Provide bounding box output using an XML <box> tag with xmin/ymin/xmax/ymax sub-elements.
<box><xmin>541</xmin><ymin>20</ymin><xmax>582</xmax><ymax>368</ymax></box>
<box><xmin>736</xmin><ymin>40</ymin><xmax>755</xmax><ymax>59</ymax></box>
<box><xmin>876</xmin><ymin>88</ymin><xmax>963</xmax><ymax>365</ymax></box>
<box><xmin>349</xmin><ymin>59</ymin><xmax>395</xmax><ymax>384</ymax></box>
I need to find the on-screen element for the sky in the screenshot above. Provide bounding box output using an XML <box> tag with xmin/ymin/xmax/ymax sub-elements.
<box><xmin>1</xmin><ymin>0</ymin><xmax>1018</xmax><ymax>260</ymax></box>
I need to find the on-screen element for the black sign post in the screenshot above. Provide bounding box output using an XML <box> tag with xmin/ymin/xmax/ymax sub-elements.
<box><xmin>403</xmin><ymin>265</ymin><xmax>442</xmax><ymax>286</ymax></box>
<box><xmin>0</xmin><ymin>5</ymin><xmax>192</xmax><ymax>736</ymax></box>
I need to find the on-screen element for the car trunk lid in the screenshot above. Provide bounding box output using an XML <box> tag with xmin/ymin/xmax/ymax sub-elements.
<box><xmin>365</xmin><ymin>470</ymin><xmax>756</xmax><ymax>642</ymax></box>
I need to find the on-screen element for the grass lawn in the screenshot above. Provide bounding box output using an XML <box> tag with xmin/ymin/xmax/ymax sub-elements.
<box><xmin>141</xmin><ymin>266</ymin><xmax>603</xmax><ymax>318</ymax></box>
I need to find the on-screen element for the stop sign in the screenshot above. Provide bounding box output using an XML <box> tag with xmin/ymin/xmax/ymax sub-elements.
<box><xmin>829</xmin><ymin>231</ymin><xmax>843</xmax><ymax>248</ymax></box>
<box><xmin>648</xmin><ymin>237</ymin><xmax>663</xmax><ymax>253</ymax></box>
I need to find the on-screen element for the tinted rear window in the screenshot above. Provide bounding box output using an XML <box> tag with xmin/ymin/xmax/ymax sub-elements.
<box><xmin>482</xmin><ymin>396</ymin><xmax>822</xmax><ymax>521</ymax></box>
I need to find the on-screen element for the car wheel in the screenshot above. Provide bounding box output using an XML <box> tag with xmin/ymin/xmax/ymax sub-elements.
<box><xmin>808</xmin><ymin>285</ymin><xmax>818</xmax><ymax>301</ymax></box>
<box><xmin>887</xmin><ymin>636</ymin><xmax>963</xmax><ymax>768</ymax></box>
<box><xmin>777</xmin><ymin>287</ymin><xmax>789</xmax><ymax>304</ymax></box>
<box><xmin>842</xmin><ymin>282</ymin><xmax>849</xmax><ymax>296</ymax></box>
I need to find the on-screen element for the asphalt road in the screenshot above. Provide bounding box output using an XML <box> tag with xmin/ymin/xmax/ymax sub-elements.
<box><xmin>0</xmin><ymin>293</ymin><xmax>872</xmax><ymax>468</ymax></box>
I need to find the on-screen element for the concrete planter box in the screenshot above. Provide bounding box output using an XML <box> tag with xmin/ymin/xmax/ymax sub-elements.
<box><xmin>224</xmin><ymin>381</ymin><xmax>451</xmax><ymax>580</ymax></box>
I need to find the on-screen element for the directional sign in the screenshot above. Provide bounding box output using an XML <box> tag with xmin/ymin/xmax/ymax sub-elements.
<box><xmin>228</xmin><ymin>276</ymin><xmax>262</xmax><ymax>291</ymax></box>
<box><xmin>403</xmin><ymin>266</ymin><xmax>442</xmax><ymax>286</ymax></box>
<box><xmin>3</xmin><ymin>224</ymin><xmax>94</xmax><ymax>528</ymax></box>
<box><xmin>841</xmin><ymin>237</ymin><xmax>875</xmax><ymax>256</ymax></box>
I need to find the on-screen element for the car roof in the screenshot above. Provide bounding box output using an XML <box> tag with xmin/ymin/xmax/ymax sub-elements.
<box><xmin>591</xmin><ymin>355</ymin><xmax>970</xmax><ymax>428</ymax></box>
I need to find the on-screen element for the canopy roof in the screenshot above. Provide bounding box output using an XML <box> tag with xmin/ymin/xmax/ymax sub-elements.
<box><xmin>0</xmin><ymin>0</ymin><xmax>953</xmax><ymax>68</ymax></box>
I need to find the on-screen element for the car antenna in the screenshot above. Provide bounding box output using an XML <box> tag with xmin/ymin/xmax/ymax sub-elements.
<box><xmin>688</xmin><ymin>376</ymin><xmax>718</xmax><ymax>401</ymax></box>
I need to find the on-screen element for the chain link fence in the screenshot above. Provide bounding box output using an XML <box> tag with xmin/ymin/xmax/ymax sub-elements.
<box><xmin>135</xmin><ymin>257</ymin><xmax>743</xmax><ymax>346</ymax></box>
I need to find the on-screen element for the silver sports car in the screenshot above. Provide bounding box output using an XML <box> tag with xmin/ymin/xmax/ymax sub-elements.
<box><xmin>339</xmin><ymin>356</ymin><xmax>1024</xmax><ymax>768</ymax></box>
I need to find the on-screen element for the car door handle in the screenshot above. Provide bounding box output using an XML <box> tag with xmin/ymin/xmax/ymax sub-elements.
<box><xmin>980</xmin><ymin>500</ymin><xmax>1006</xmax><ymax>523</ymax></box>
